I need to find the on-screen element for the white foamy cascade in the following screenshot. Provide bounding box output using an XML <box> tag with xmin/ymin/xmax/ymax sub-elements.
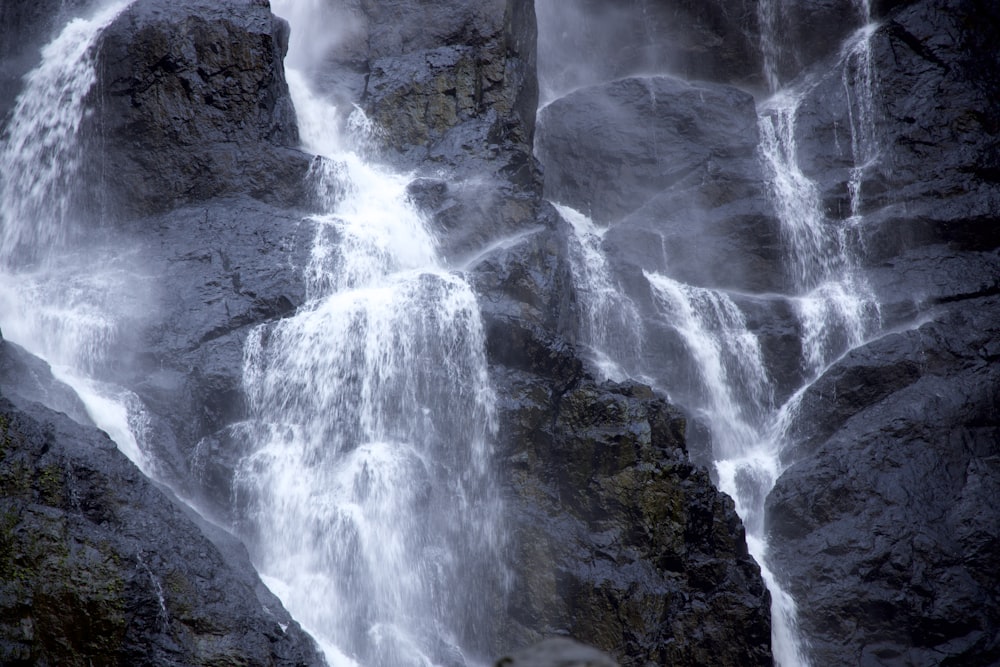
<box><xmin>842</xmin><ymin>22</ymin><xmax>880</xmax><ymax>219</ymax></box>
<box><xmin>744</xmin><ymin>20</ymin><xmax>882</xmax><ymax>665</ymax></box>
<box><xmin>0</xmin><ymin>1</ymin><xmax>130</xmax><ymax>266</ymax></box>
<box><xmin>531</xmin><ymin>1</ymin><xmax>890</xmax><ymax>665</ymax></box>
<box><xmin>555</xmin><ymin>203</ymin><xmax>643</xmax><ymax>381</ymax></box>
<box><xmin>758</xmin><ymin>87</ymin><xmax>880</xmax><ymax>380</ymax></box>
<box><xmin>757</xmin><ymin>0</ymin><xmax>783</xmax><ymax>92</ymax></box>
<box><xmin>640</xmin><ymin>270</ymin><xmax>809</xmax><ymax>666</ymax></box>
<box><xmin>235</xmin><ymin>4</ymin><xmax>506</xmax><ymax>665</ymax></box>
<box><xmin>0</xmin><ymin>0</ymin><xmax>151</xmax><ymax>470</ymax></box>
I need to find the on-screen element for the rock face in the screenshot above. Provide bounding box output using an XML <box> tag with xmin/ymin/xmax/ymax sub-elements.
<box><xmin>534</xmin><ymin>0</ymin><xmax>765</xmax><ymax>101</ymax></box>
<box><xmin>496</xmin><ymin>372</ymin><xmax>772</xmax><ymax>666</ymax></box>
<box><xmin>535</xmin><ymin>76</ymin><xmax>783</xmax><ymax>293</ymax></box>
<box><xmin>761</xmin><ymin>0</ymin><xmax>1000</xmax><ymax>664</ymax></box>
<box><xmin>1</xmin><ymin>0</ymin><xmax>777</xmax><ymax>665</ymax></box>
<box><xmin>533</xmin><ymin>0</ymin><xmax>1000</xmax><ymax>665</ymax></box>
<box><xmin>0</xmin><ymin>335</ymin><xmax>323</xmax><ymax>666</ymax></box>
<box><xmin>87</xmin><ymin>0</ymin><xmax>311</xmax><ymax>216</ymax></box>
<box><xmin>308</xmin><ymin>0</ymin><xmax>538</xmax><ymax>184</ymax></box>
<box><xmin>494</xmin><ymin>638</ymin><xmax>618</xmax><ymax>667</ymax></box>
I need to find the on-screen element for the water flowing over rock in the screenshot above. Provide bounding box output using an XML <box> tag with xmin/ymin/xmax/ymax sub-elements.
<box><xmin>760</xmin><ymin>1</ymin><xmax>1000</xmax><ymax>663</ymax></box>
<box><xmin>0</xmin><ymin>332</ymin><xmax>323</xmax><ymax>666</ymax></box>
<box><xmin>3</xmin><ymin>0</ymin><xmax>998</xmax><ymax>665</ymax></box>
<box><xmin>535</xmin><ymin>75</ymin><xmax>784</xmax><ymax>293</ymax></box>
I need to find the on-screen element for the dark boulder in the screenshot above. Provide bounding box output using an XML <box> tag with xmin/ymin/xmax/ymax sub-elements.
<box><xmin>0</xmin><ymin>333</ymin><xmax>91</xmax><ymax>428</ymax></box>
<box><xmin>496</xmin><ymin>369</ymin><xmax>773</xmax><ymax>667</ymax></box>
<box><xmin>116</xmin><ymin>198</ymin><xmax>314</xmax><ymax>514</ymax></box>
<box><xmin>0</xmin><ymin>343</ymin><xmax>323</xmax><ymax>667</ymax></box>
<box><xmin>792</xmin><ymin>0</ymin><xmax>1000</xmax><ymax>232</ymax></box>
<box><xmin>767</xmin><ymin>295</ymin><xmax>1000</xmax><ymax>666</ymax></box>
<box><xmin>537</xmin><ymin>76</ymin><xmax>760</xmax><ymax>224</ymax></box>
<box><xmin>86</xmin><ymin>0</ymin><xmax>312</xmax><ymax>216</ymax></box>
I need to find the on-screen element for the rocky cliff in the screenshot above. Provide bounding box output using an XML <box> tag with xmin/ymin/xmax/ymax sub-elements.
<box><xmin>0</xmin><ymin>331</ymin><xmax>322</xmax><ymax>666</ymax></box>
<box><xmin>537</xmin><ymin>0</ymin><xmax>1000</xmax><ymax>665</ymax></box>
<box><xmin>2</xmin><ymin>0</ymin><xmax>996</xmax><ymax>665</ymax></box>
<box><xmin>0</xmin><ymin>0</ymin><xmax>771</xmax><ymax>665</ymax></box>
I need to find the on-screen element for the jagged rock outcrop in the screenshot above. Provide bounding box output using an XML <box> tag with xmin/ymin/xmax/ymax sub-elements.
<box><xmin>768</xmin><ymin>298</ymin><xmax>1000</xmax><ymax>666</ymax></box>
<box><xmin>87</xmin><ymin>0</ymin><xmax>311</xmax><ymax>216</ymax></box>
<box><xmin>496</xmin><ymin>373</ymin><xmax>772</xmax><ymax>666</ymax></box>
<box><xmin>115</xmin><ymin>200</ymin><xmax>315</xmax><ymax>506</ymax></box>
<box><xmin>0</xmin><ymin>334</ymin><xmax>323</xmax><ymax>666</ymax></box>
<box><xmin>469</xmin><ymin>205</ymin><xmax>772</xmax><ymax>665</ymax></box>
<box><xmin>308</xmin><ymin>0</ymin><xmax>538</xmax><ymax>185</ymax></box>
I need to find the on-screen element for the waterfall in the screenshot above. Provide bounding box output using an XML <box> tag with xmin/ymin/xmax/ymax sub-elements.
<box><xmin>0</xmin><ymin>0</ymin><xmax>151</xmax><ymax>470</ymax></box>
<box><xmin>843</xmin><ymin>22</ymin><xmax>880</xmax><ymax>219</ymax></box>
<box><xmin>758</xmin><ymin>88</ymin><xmax>880</xmax><ymax>381</ymax></box>
<box><xmin>232</xmin><ymin>4</ymin><xmax>507</xmax><ymax>665</ymax></box>
<box><xmin>534</xmin><ymin>3</ymin><xmax>888</xmax><ymax>665</ymax></box>
<box><xmin>556</xmin><ymin>203</ymin><xmax>643</xmax><ymax>382</ymax></box>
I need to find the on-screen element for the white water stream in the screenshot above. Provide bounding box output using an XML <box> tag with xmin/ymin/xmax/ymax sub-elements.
<box><xmin>232</xmin><ymin>3</ymin><xmax>507</xmax><ymax>665</ymax></box>
<box><xmin>3</xmin><ymin>2</ymin><xmax>889</xmax><ymax>666</ymax></box>
<box><xmin>0</xmin><ymin>0</ymin><xmax>151</xmax><ymax>471</ymax></box>
<box><xmin>543</xmin><ymin>3</ymin><xmax>885</xmax><ymax>665</ymax></box>
<box><xmin>1</xmin><ymin>3</ymin><xmax>505</xmax><ymax>665</ymax></box>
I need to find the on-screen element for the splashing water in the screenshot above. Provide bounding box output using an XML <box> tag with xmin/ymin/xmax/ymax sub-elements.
<box><xmin>534</xmin><ymin>8</ymin><xmax>887</xmax><ymax>665</ymax></box>
<box><xmin>0</xmin><ymin>0</ymin><xmax>151</xmax><ymax>471</ymax></box>
<box><xmin>555</xmin><ymin>203</ymin><xmax>643</xmax><ymax>381</ymax></box>
<box><xmin>235</xmin><ymin>4</ymin><xmax>507</xmax><ymax>665</ymax></box>
<box><xmin>758</xmin><ymin>87</ymin><xmax>880</xmax><ymax>379</ymax></box>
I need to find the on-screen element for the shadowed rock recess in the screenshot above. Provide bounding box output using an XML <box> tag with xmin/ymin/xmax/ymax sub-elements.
<box><xmin>2</xmin><ymin>0</ymin><xmax>997</xmax><ymax>666</ymax></box>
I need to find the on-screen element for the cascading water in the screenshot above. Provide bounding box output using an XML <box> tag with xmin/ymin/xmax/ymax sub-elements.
<box><xmin>0</xmin><ymin>0</ymin><xmax>151</xmax><ymax>470</ymax></box>
<box><xmin>231</xmin><ymin>3</ymin><xmax>507</xmax><ymax>665</ymax></box>
<box><xmin>539</xmin><ymin>2</ymin><xmax>886</xmax><ymax>665</ymax></box>
<box><xmin>555</xmin><ymin>203</ymin><xmax>643</xmax><ymax>382</ymax></box>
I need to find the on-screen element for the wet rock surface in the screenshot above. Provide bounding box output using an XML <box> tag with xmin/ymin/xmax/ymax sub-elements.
<box><xmin>760</xmin><ymin>0</ymin><xmax>1000</xmax><ymax>664</ymax></box>
<box><xmin>535</xmin><ymin>76</ymin><xmax>784</xmax><ymax>293</ymax></box>
<box><xmin>535</xmin><ymin>0</ymin><xmax>765</xmax><ymax>98</ymax></box>
<box><xmin>494</xmin><ymin>370</ymin><xmax>772</xmax><ymax>666</ymax></box>
<box><xmin>87</xmin><ymin>0</ymin><xmax>311</xmax><ymax>217</ymax></box>
<box><xmin>494</xmin><ymin>637</ymin><xmax>618</xmax><ymax>667</ymax></box>
<box><xmin>0</xmin><ymin>334</ymin><xmax>322</xmax><ymax>667</ymax></box>
<box><xmin>18</xmin><ymin>0</ymin><xmax>1000</xmax><ymax>664</ymax></box>
<box><xmin>769</xmin><ymin>297</ymin><xmax>1000</xmax><ymax>666</ymax></box>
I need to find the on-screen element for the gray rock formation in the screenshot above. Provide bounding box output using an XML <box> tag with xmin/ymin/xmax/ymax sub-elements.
<box><xmin>534</xmin><ymin>0</ymin><xmax>765</xmax><ymax>101</ymax></box>
<box><xmin>761</xmin><ymin>1</ymin><xmax>1000</xmax><ymax>663</ymax></box>
<box><xmin>535</xmin><ymin>75</ymin><xmax>783</xmax><ymax>293</ymax></box>
<box><xmin>87</xmin><ymin>0</ymin><xmax>311</xmax><ymax>216</ymax></box>
<box><xmin>495</xmin><ymin>638</ymin><xmax>618</xmax><ymax>667</ymax></box>
<box><xmin>0</xmin><ymin>333</ymin><xmax>323</xmax><ymax>666</ymax></box>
